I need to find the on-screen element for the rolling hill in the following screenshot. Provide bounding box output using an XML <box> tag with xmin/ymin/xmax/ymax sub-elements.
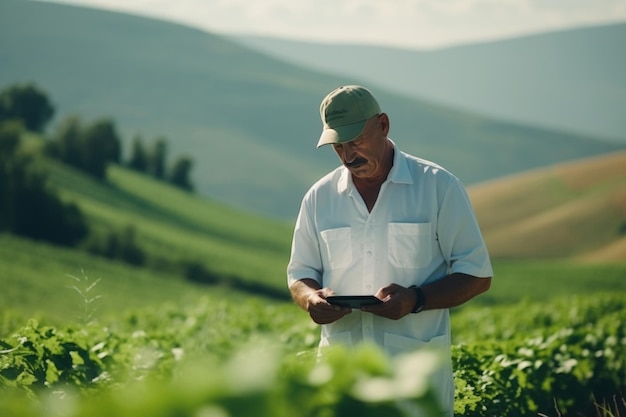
<box><xmin>232</xmin><ymin>23</ymin><xmax>626</xmax><ymax>143</ymax></box>
<box><xmin>0</xmin><ymin>0</ymin><xmax>623</xmax><ymax>219</ymax></box>
<box><xmin>469</xmin><ymin>150</ymin><xmax>626</xmax><ymax>261</ymax></box>
<box><xmin>2</xmin><ymin>125</ymin><xmax>625</xmax><ymax>325</ymax></box>
<box><xmin>0</xmin><ymin>145</ymin><xmax>295</xmax><ymax>323</ymax></box>
<box><xmin>1</xmin><ymin>145</ymin><xmax>624</xmax><ymax>326</ymax></box>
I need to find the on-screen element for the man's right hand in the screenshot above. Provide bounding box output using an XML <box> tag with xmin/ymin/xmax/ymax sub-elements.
<box><xmin>290</xmin><ymin>278</ymin><xmax>352</xmax><ymax>324</ymax></box>
<box><xmin>305</xmin><ymin>288</ymin><xmax>352</xmax><ymax>324</ymax></box>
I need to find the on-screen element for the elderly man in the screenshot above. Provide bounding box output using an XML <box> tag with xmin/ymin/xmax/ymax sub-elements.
<box><xmin>287</xmin><ymin>85</ymin><xmax>493</xmax><ymax>414</ymax></box>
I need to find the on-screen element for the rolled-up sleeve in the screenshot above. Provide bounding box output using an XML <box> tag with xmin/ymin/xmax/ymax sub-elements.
<box><xmin>287</xmin><ymin>192</ymin><xmax>323</xmax><ymax>286</ymax></box>
<box><xmin>437</xmin><ymin>178</ymin><xmax>493</xmax><ymax>278</ymax></box>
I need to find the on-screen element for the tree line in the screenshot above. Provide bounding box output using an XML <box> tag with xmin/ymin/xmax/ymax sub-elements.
<box><xmin>0</xmin><ymin>120</ymin><xmax>88</xmax><ymax>246</ymax></box>
<box><xmin>0</xmin><ymin>82</ymin><xmax>194</xmax><ymax>263</ymax></box>
<box><xmin>0</xmin><ymin>83</ymin><xmax>194</xmax><ymax>187</ymax></box>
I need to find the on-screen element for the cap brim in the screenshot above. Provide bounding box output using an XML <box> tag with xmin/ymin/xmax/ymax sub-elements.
<box><xmin>316</xmin><ymin>119</ymin><xmax>368</xmax><ymax>148</ymax></box>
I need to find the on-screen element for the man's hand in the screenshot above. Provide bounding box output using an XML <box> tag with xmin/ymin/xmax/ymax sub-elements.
<box><xmin>290</xmin><ymin>278</ymin><xmax>352</xmax><ymax>324</ymax></box>
<box><xmin>305</xmin><ymin>288</ymin><xmax>352</xmax><ymax>324</ymax></box>
<box><xmin>361</xmin><ymin>274</ymin><xmax>492</xmax><ymax>319</ymax></box>
<box><xmin>361</xmin><ymin>283</ymin><xmax>416</xmax><ymax>320</ymax></box>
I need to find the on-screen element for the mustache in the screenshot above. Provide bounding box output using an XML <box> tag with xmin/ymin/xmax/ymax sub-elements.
<box><xmin>345</xmin><ymin>158</ymin><xmax>367</xmax><ymax>168</ymax></box>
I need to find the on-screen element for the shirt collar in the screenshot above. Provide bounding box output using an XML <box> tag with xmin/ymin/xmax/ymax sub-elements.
<box><xmin>336</xmin><ymin>140</ymin><xmax>413</xmax><ymax>194</ymax></box>
<box><xmin>387</xmin><ymin>141</ymin><xmax>413</xmax><ymax>185</ymax></box>
<box><xmin>337</xmin><ymin>167</ymin><xmax>351</xmax><ymax>193</ymax></box>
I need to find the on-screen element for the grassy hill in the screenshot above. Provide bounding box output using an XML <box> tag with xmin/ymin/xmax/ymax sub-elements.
<box><xmin>233</xmin><ymin>23</ymin><xmax>626</xmax><ymax>142</ymax></box>
<box><xmin>0</xmin><ymin>157</ymin><xmax>294</xmax><ymax>324</ymax></box>
<box><xmin>0</xmin><ymin>0</ymin><xmax>623</xmax><ymax>219</ymax></box>
<box><xmin>49</xmin><ymin>161</ymin><xmax>293</xmax><ymax>290</ymax></box>
<box><xmin>470</xmin><ymin>150</ymin><xmax>626</xmax><ymax>261</ymax></box>
<box><xmin>1</xmin><ymin>138</ymin><xmax>625</xmax><ymax>326</ymax></box>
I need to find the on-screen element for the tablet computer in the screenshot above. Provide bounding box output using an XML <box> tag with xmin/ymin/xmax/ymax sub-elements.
<box><xmin>326</xmin><ymin>295</ymin><xmax>383</xmax><ymax>309</ymax></box>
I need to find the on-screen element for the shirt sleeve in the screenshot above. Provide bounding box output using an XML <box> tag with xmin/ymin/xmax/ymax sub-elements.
<box><xmin>437</xmin><ymin>177</ymin><xmax>493</xmax><ymax>278</ymax></box>
<box><xmin>287</xmin><ymin>191</ymin><xmax>323</xmax><ymax>287</ymax></box>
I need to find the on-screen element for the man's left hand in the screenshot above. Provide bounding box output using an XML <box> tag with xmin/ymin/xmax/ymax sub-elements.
<box><xmin>361</xmin><ymin>283</ymin><xmax>416</xmax><ymax>320</ymax></box>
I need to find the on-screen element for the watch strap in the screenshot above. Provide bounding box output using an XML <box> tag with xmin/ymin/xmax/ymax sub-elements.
<box><xmin>409</xmin><ymin>285</ymin><xmax>426</xmax><ymax>313</ymax></box>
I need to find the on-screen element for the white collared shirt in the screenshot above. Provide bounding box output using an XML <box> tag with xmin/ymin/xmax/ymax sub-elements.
<box><xmin>287</xmin><ymin>143</ymin><xmax>493</xmax><ymax>411</ymax></box>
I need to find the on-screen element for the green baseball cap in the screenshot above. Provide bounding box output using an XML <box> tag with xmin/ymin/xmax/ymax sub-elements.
<box><xmin>317</xmin><ymin>85</ymin><xmax>381</xmax><ymax>148</ymax></box>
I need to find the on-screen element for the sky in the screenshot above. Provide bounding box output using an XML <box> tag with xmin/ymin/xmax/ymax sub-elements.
<box><xmin>39</xmin><ymin>0</ymin><xmax>626</xmax><ymax>49</ymax></box>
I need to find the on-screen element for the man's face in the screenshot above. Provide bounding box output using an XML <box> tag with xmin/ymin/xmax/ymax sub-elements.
<box><xmin>332</xmin><ymin>113</ymin><xmax>390</xmax><ymax>179</ymax></box>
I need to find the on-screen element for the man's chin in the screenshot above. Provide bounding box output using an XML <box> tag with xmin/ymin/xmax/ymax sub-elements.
<box><xmin>349</xmin><ymin>166</ymin><xmax>372</xmax><ymax>178</ymax></box>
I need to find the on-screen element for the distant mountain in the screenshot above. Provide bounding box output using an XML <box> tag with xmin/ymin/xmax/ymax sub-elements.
<box><xmin>1</xmin><ymin>0</ymin><xmax>623</xmax><ymax>219</ymax></box>
<box><xmin>469</xmin><ymin>150</ymin><xmax>626</xmax><ymax>261</ymax></box>
<box><xmin>232</xmin><ymin>23</ymin><xmax>626</xmax><ymax>143</ymax></box>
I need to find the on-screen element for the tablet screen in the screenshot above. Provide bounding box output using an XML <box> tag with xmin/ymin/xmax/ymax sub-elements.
<box><xmin>326</xmin><ymin>295</ymin><xmax>383</xmax><ymax>309</ymax></box>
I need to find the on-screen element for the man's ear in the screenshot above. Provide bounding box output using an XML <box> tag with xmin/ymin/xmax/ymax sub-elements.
<box><xmin>379</xmin><ymin>113</ymin><xmax>390</xmax><ymax>135</ymax></box>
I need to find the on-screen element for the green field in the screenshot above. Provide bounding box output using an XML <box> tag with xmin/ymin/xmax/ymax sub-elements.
<box><xmin>1</xmin><ymin>155</ymin><xmax>625</xmax><ymax>417</ymax></box>
<box><xmin>50</xmin><ymin>161</ymin><xmax>293</xmax><ymax>292</ymax></box>
<box><xmin>2</xmin><ymin>2</ymin><xmax>625</xmax><ymax>412</ymax></box>
<box><xmin>3</xmin><ymin>231</ymin><xmax>625</xmax><ymax>326</ymax></box>
<box><xmin>2</xmin><ymin>158</ymin><xmax>625</xmax><ymax>324</ymax></box>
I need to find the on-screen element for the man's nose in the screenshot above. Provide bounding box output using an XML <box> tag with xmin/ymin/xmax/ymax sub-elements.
<box><xmin>342</xmin><ymin>144</ymin><xmax>357</xmax><ymax>163</ymax></box>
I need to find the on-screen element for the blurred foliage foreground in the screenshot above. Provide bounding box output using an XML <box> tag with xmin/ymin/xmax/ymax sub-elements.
<box><xmin>0</xmin><ymin>293</ymin><xmax>625</xmax><ymax>417</ymax></box>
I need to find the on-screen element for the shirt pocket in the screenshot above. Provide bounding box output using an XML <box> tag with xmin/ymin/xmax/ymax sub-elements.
<box><xmin>388</xmin><ymin>222</ymin><xmax>432</xmax><ymax>268</ymax></box>
<box><xmin>320</xmin><ymin>227</ymin><xmax>352</xmax><ymax>269</ymax></box>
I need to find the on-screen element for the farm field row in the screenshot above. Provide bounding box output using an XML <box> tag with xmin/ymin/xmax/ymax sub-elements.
<box><xmin>0</xmin><ymin>283</ymin><xmax>623</xmax><ymax>417</ymax></box>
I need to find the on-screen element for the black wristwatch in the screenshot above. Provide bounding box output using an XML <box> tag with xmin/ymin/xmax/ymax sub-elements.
<box><xmin>409</xmin><ymin>285</ymin><xmax>426</xmax><ymax>313</ymax></box>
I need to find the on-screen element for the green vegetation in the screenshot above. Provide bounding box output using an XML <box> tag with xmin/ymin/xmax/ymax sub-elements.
<box><xmin>0</xmin><ymin>286</ymin><xmax>624</xmax><ymax>416</ymax></box>
<box><xmin>476</xmin><ymin>260</ymin><xmax>626</xmax><ymax>305</ymax></box>
<box><xmin>0</xmin><ymin>121</ymin><xmax>88</xmax><ymax>246</ymax></box>
<box><xmin>0</xmin><ymin>156</ymin><xmax>291</xmax><ymax>317</ymax></box>
<box><xmin>125</xmin><ymin>134</ymin><xmax>195</xmax><ymax>191</ymax></box>
<box><xmin>51</xmin><ymin>161</ymin><xmax>292</xmax><ymax>294</ymax></box>
<box><xmin>3</xmin><ymin>232</ymin><xmax>626</xmax><ymax>326</ymax></box>
<box><xmin>0</xmin><ymin>38</ymin><xmax>624</xmax><ymax>415</ymax></box>
<box><xmin>452</xmin><ymin>293</ymin><xmax>626</xmax><ymax>416</ymax></box>
<box><xmin>0</xmin><ymin>80</ymin><xmax>291</xmax><ymax>298</ymax></box>
<box><xmin>0</xmin><ymin>83</ymin><xmax>53</xmax><ymax>132</ymax></box>
<box><xmin>3</xmin><ymin>132</ymin><xmax>624</xmax><ymax>323</ymax></box>
<box><xmin>0</xmin><ymin>234</ymin><xmax>223</xmax><ymax>326</ymax></box>
<box><xmin>1</xmin><ymin>157</ymin><xmax>625</xmax><ymax>416</ymax></box>
<box><xmin>45</xmin><ymin>115</ymin><xmax>122</xmax><ymax>181</ymax></box>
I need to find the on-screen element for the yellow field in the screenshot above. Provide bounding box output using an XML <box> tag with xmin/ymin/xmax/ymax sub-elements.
<box><xmin>469</xmin><ymin>150</ymin><xmax>626</xmax><ymax>261</ymax></box>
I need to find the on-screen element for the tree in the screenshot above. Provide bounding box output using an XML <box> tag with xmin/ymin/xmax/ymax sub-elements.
<box><xmin>0</xmin><ymin>83</ymin><xmax>54</xmax><ymax>132</ymax></box>
<box><xmin>46</xmin><ymin>116</ymin><xmax>121</xmax><ymax>180</ymax></box>
<box><xmin>0</xmin><ymin>121</ymin><xmax>22</xmax><ymax>231</ymax></box>
<box><xmin>45</xmin><ymin>115</ymin><xmax>84</xmax><ymax>167</ymax></box>
<box><xmin>127</xmin><ymin>134</ymin><xmax>148</xmax><ymax>172</ymax></box>
<box><xmin>81</xmin><ymin>119</ymin><xmax>122</xmax><ymax>179</ymax></box>
<box><xmin>0</xmin><ymin>121</ymin><xmax>88</xmax><ymax>246</ymax></box>
<box><xmin>169</xmin><ymin>156</ymin><xmax>194</xmax><ymax>191</ymax></box>
<box><xmin>149</xmin><ymin>137</ymin><xmax>167</xmax><ymax>180</ymax></box>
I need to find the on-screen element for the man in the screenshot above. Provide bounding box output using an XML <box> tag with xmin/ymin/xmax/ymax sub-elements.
<box><xmin>287</xmin><ymin>85</ymin><xmax>493</xmax><ymax>414</ymax></box>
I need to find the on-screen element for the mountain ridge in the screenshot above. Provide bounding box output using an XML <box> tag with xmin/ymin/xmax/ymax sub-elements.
<box><xmin>1</xmin><ymin>0</ymin><xmax>623</xmax><ymax>219</ymax></box>
<box><xmin>231</xmin><ymin>22</ymin><xmax>626</xmax><ymax>142</ymax></box>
